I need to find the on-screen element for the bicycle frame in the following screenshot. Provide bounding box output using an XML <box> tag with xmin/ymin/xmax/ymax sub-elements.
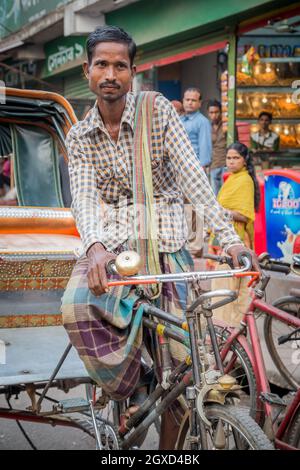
<box><xmin>218</xmin><ymin>294</ymin><xmax>300</xmax><ymax>451</ymax></box>
<box><xmin>117</xmin><ymin>291</ymin><xmax>242</xmax><ymax>450</ymax></box>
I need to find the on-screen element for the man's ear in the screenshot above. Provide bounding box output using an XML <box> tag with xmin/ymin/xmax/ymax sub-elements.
<box><xmin>131</xmin><ymin>64</ymin><xmax>137</xmax><ymax>79</ymax></box>
<box><xmin>83</xmin><ymin>61</ymin><xmax>89</xmax><ymax>80</ymax></box>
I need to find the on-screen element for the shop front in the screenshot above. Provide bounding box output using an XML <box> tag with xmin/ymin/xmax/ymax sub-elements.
<box><xmin>134</xmin><ymin>37</ymin><xmax>229</xmax><ymax>122</ymax></box>
<box><xmin>42</xmin><ymin>36</ymin><xmax>94</xmax><ymax>119</ymax></box>
<box><xmin>236</xmin><ymin>13</ymin><xmax>300</xmax><ymax>169</ymax></box>
<box><xmin>107</xmin><ymin>0</ymin><xmax>300</xmax><ymax>167</ymax></box>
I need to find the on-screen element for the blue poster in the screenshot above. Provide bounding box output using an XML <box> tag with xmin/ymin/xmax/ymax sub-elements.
<box><xmin>265</xmin><ymin>174</ymin><xmax>300</xmax><ymax>262</ymax></box>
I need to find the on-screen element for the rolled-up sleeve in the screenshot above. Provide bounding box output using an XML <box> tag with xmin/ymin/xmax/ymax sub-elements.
<box><xmin>164</xmin><ymin>102</ymin><xmax>241</xmax><ymax>251</ymax></box>
<box><xmin>66</xmin><ymin>128</ymin><xmax>104</xmax><ymax>253</ymax></box>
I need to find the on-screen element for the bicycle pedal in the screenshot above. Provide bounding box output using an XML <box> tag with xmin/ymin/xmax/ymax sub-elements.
<box><xmin>260</xmin><ymin>392</ymin><xmax>286</xmax><ymax>406</ymax></box>
<box><xmin>54</xmin><ymin>398</ymin><xmax>89</xmax><ymax>412</ymax></box>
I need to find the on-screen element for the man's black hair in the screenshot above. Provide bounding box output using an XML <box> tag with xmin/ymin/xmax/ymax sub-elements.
<box><xmin>183</xmin><ymin>87</ymin><xmax>202</xmax><ymax>100</ymax></box>
<box><xmin>86</xmin><ymin>25</ymin><xmax>136</xmax><ymax>66</ymax></box>
<box><xmin>258</xmin><ymin>111</ymin><xmax>272</xmax><ymax>121</ymax></box>
<box><xmin>207</xmin><ymin>99</ymin><xmax>222</xmax><ymax>110</ymax></box>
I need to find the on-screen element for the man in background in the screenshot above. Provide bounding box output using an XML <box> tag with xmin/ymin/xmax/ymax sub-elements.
<box><xmin>181</xmin><ymin>87</ymin><xmax>212</xmax><ymax>167</ymax></box>
<box><xmin>181</xmin><ymin>88</ymin><xmax>212</xmax><ymax>257</ymax></box>
<box><xmin>207</xmin><ymin>99</ymin><xmax>227</xmax><ymax>195</ymax></box>
<box><xmin>250</xmin><ymin>111</ymin><xmax>280</xmax><ymax>152</ymax></box>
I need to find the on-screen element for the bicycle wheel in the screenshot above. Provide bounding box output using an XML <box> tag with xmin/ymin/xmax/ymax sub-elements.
<box><xmin>213</xmin><ymin>326</ymin><xmax>261</xmax><ymax>423</ymax></box>
<box><xmin>264</xmin><ymin>296</ymin><xmax>300</xmax><ymax>390</ymax></box>
<box><xmin>286</xmin><ymin>405</ymin><xmax>300</xmax><ymax>449</ymax></box>
<box><xmin>177</xmin><ymin>404</ymin><xmax>274</xmax><ymax>450</ymax></box>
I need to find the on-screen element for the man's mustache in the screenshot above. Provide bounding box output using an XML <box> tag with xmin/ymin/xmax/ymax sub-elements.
<box><xmin>100</xmin><ymin>82</ymin><xmax>120</xmax><ymax>88</ymax></box>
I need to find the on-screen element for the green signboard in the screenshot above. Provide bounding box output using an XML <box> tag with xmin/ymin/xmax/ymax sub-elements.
<box><xmin>0</xmin><ymin>0</ymin><xmax>73</xmax><ymax>39</ymax></box>
<box><xmin>43</xmin><ymin>36</ymin><xmax>87</xmax><ymax>77</ymax></box>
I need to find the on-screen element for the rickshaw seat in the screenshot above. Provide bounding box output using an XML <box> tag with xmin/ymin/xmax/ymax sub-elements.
<box><xmin>0</xmin><ymin>207</ymin><xmax>81</xmax><ymax>328</ymax></box>
<box><xmin>0</xmin><ymin>233</ymin><xmax>82</xmax><ymax>253</ymax></box>
<box><xmin>10</xmin><ymin>124</ymin><xmax>64</xmax><ymax>207</ymax></box>
<box><xmin>0</xmin><ymin>326</ymin><xmax>89</xmax><ymax>386</ymax></box>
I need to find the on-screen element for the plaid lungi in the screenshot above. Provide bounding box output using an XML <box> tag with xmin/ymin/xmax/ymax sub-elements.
<box><xmin>61</xmin><ymin>247</ymin><xmax>193</xmax><ymax>400</ymax></box>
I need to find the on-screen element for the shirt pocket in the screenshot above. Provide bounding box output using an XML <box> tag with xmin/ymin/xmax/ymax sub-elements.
<box><xmin>95</xmin><ymin>165</ymin><xmax>114</xmax><ymax>182</ymax></box>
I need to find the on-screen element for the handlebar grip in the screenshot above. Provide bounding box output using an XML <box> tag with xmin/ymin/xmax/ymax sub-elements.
<box><xmin>237</xmin><ymin>251</ymin><xmax>252</xmax><ymax>269</ymax></box>
<box><xmin>106</xmin><ymin>260</ymin><xmax>118</xmax><ymax>275</ymax></box>
<box><xmin>263</xmin><ymin>263</ymin><xmax>290</xmax><ymax>275</ymax></box>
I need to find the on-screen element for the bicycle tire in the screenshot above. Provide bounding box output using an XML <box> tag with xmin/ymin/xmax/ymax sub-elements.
<box><xmin>264</xmin><ymin>296</ymin><xmax>300</xmax><ymax>390</ymax></box>
<box><xmin>177</xmin><ymin>404</ymin><xmax>274</xmax><ymax>450</ymax></box>
<box><xmin>286</xmin><ymin>405</ymin><xmax>300</xmax><ymax>449</ymax></box>
<box><xmin>213</xmin><ymin>326</ymin><xmax>262</xmax><ymax>423</ymax></box>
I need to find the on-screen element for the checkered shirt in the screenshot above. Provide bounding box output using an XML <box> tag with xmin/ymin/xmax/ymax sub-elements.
<box><xmin>66</xmin><ymin>93</ymin><xmax>241</xmax><ymax>254</ymax></box>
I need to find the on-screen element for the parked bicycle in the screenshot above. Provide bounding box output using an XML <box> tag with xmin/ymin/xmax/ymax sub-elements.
<box><xmin>203</xmin><ymin>252</ymin><xmax>300</xmax><ymax>450</ymax></box>
<box><xmin>90</xmin><ymin>250</ymin><xmax>273</xmax><ymax>450</ymax></box>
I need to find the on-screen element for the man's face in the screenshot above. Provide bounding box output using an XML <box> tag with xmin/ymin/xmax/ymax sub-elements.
<box><xmin>258</xmin><ymin>114</ymin><xmax>271</xmax><ymax>132</ymax></box>
<box><xmin>208</xmin><ymin>106</ymin><xmax>221</xmax><ymax>125</ymax></box>
<box><xmin>83</xmin><ymin>42</ymin><xmax>136</xmax><ymax>103</ymax></box>
<box><xmin>183</xmin><ymin>90</ymin><xmax>201</xmax><ymax>114</ymax></box>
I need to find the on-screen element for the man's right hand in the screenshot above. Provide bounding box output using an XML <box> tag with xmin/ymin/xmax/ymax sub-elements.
<box><xmin>86</xmin><ymin>242</ymin><xmax>117</xmax><ymax>296</ymax></box>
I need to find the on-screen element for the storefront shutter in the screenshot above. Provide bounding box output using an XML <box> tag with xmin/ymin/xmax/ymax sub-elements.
<box><xmin>64</xmin><ymin>71</ymin><xmax>94</xmax><ymax>99</ymax></box>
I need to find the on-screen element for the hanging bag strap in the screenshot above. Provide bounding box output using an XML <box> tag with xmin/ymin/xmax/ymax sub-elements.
<box><xmin>132</xmin><ymin>91</ymin><xmax>161</xmax><ymax>298</ymax></box>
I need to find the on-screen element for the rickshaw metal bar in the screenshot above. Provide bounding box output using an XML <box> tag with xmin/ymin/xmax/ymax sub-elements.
<box><xmin>143</xmin><ymin>304</ymin><xmax>186</xmax><ymax>329</ymax></box>
<box><xmin>143</xmin><ymin>318</ymin><xmax>189</xmax><ymax>348</ymax></box>
<box><xmin>186</xmin><ymin>316</ymin><xmax>201</xmax><ymax>388</ymax></box>
<box><xmin>36</xmin><ymin>342</ymin><xmax>72</xmax><ymax>411</ymax></box>
<box><xmin>119</xmin><ymin>360</ymin><xmax>190</xmax><ymax>435</ymax></box>
<box><xmin>206</xmin><ymin>315</ymin><xmax>224</xmax><ymax>374</ymax></box>
<box><xmin>89</xmin><ymin>399</ymin><xmax>102</xmax><ymax>450</ymax></box>
<box><xmin>122</xmin><ymin>370</ymin><xmax>192</xmax><ymax>449</ymax></box>
<box><xmin>0</xmin><ymin>408</ymin><xmax>90</xmax><ymax>430</ymax></box>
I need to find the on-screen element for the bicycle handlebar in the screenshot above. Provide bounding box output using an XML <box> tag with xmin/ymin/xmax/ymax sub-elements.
<box><xmin>261</xmin><ymin>262</ymin><xmax>291</xmax><ymax>275</ymax></box>
<box><xmin>107</xmin><ymin>251</ymin><xmax>257</xmax><ymax>287</ymax></box>
<box><xmin>258</xmin><ymin>253</ymin><xmax>291</xmax><ymax>275</ymax></box>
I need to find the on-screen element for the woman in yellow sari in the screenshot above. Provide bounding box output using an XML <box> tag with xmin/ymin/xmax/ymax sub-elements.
<box><xmin>209</xmin><ymin>142</ymin><xmax>260</xmax><ymax>325</ymax></box>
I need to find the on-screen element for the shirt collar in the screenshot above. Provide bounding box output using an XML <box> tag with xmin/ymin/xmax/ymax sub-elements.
<box><xmin>182</xmin><ymin>111</ymin><xmax>199</xmax><ymax>121</ymax></box>
<box><xmin>258</xmin><ymin>130</ymin><xmax>271</xmax><ymax>138</ymax></box>
<box><xmin>212</xmin><ymin>120</ymin><xmax>222</xmax><ymax>131</ymax></box>
<box><xmin>80</xmin><ymin>92</ymin><xmax>135</xmax><ymax>136</ymax></box>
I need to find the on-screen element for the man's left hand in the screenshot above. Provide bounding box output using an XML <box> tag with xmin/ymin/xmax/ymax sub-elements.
<box><xmin>227</xmin><ymin>244</ymin><xmax>262</xmax><ymax>277</ymax></box>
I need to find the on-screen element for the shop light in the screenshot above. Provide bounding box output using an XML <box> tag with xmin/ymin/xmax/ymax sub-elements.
<box><xmin>275</xmin><ymin>126</ymin><xmax>281</xmax><ymax>133</ymax></box>
<box><xmin>286</xmin><ymin>97</ymin><xmax>292</xmax><ymax>104</ymax></box>
<box><xmin>284</xmin><ymin>127</ymin><xmax>289</xmax><ymax>135</ymax></box>
<box><xmin>262</xmin><ymin>97</ymin><xmax>268</xmax><ymax>103</ymax></box>
<box><xmin>237</xmin><ymin>96</ymin><xmax>243</xmax><ymax>104</ymax></box>
<box><xmin>241</xmin><ymin>67</ymin><xmax>246</xmax><ymax>73</ymax></box>
<box><xmin>265</xmin><ymin>64</ymin><xmax>272</xmax><ymax>73</ymax></box>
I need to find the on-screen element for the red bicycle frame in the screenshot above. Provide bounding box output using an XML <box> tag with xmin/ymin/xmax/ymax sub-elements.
<box><xmin>218</xmin><ymin>296</ymin><xmax>300</xmax><ymax>450</ymax></box>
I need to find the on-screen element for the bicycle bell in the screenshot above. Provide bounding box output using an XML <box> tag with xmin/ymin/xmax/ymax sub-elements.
<box><xmin>114</xmin><ymin>250</ymin><xmax>142</xmax><ymax>276</ymax></box>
